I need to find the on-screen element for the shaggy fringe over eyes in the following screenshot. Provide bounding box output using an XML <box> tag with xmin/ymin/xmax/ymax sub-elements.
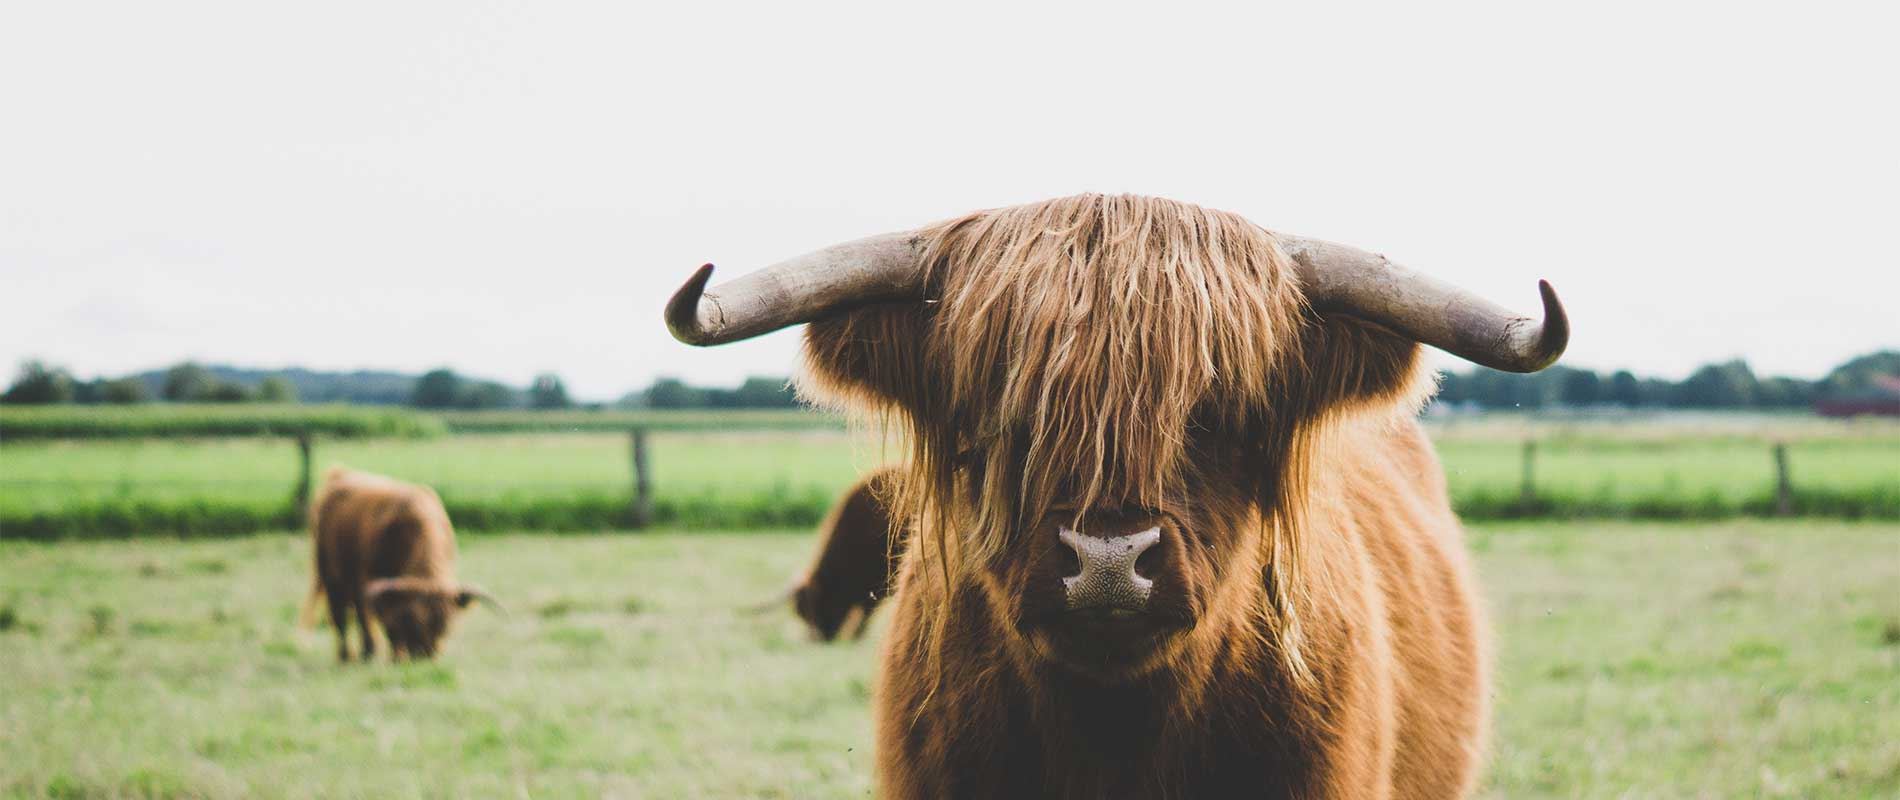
<box><xmin>919</xmin><ymin>193</ymin><xmax>1303</xmax><ymax>552</ymax></box>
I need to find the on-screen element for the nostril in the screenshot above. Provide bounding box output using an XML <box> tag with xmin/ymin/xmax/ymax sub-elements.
<box><xmin>1057</xmin><ymin>540</ymin><xmax>1081</xmax><ymax>577</ymax></box>
<box><xmin>1134</xmin><ymin>540</ymin><xmax>1163</xmax><ymax>578</ymax></box>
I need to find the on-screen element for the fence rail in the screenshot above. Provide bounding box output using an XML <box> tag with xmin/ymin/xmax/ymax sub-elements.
<box><xmin>1489</xmin><ymin>437</ymin><xmax>1835</xmax><ymax>519</ymax></box>
<box><xmin>278</xmin><ymin>428</ymin><xmax>666</xmax><ymax>529</ymax></box>
<box><xmin>2</xmin><ymin>427</ymin><xmax>1896</xmax><ymax>540</ymax></box>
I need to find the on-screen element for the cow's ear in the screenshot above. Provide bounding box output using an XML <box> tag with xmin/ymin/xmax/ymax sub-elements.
<box><xmin>792</xmin><ymin>583</ymin><xmax>815</xmax><ymax>619</ymax></box>
<box><xmin>797</xmin><ymin>305</ymin><xmax>936</xmax><ymax>421</ymax></box>
<box><xmin>1293</xmin><ymin>312</ymin><xmax>1433</xmax><ymax>417</ymax></box>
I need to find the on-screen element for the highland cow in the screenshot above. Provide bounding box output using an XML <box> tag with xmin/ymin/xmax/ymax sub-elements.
<box><xmin>666</xmin><ymin>194</ymin><xmax>1568</xmax><ymax>798</ymax></box>
<box><xmin>778</xmin><ymin>466</ymin><xmax>905</xmax><ymax>641</ymax></box>
<box><xmin>300</xmin><ymin>467</ymin><xmax>499</xmax><ymax>661</ymax></box>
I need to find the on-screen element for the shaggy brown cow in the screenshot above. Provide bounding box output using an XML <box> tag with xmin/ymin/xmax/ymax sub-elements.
<box><xmin>666</xmin><ymin>193</ymin><xmax>1567</xmax><ymax>798</ymax></box>
<box><xmin>775</xmin><ymin>466</ymin><xmax>906</xmax><ymax>641</ymax></box>
<box><xmin>300</xmin><ymin>467</ymin><xmax>499</xmax><ymax>661</ymax></box>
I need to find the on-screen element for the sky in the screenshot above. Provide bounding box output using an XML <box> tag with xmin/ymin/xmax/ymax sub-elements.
<box><xmin>3</xmin><ymin>2</ymin><xmax>1895</xmax><ymax>401</ymax></box>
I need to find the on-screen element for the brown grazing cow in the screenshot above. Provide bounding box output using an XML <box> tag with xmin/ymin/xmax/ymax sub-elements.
<box><xmin>779</xmin><ymin>466</ymin><xmax>905</xmax><ymax>641</ymax></box>
<box><xmin>300</xmin><ymin>467</ymin><xmax>498</xmax><ymax>661</ymax></box>
<box><xmin>666</xmin><ymin>194</ymin><xmax>1568</xmax><ymax>798</ymax></box>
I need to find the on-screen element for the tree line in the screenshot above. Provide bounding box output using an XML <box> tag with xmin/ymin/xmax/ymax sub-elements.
<box><xmin>394</xmin><ymin>370</ymin><xmax>798</xmax><ymax>409</ymax></box>
<box><xmin>6</xmin><ymin>351</ymin><xmax>1893</xmax><ymax>411</ymax></box>
<box><xmin>1434</xmin><ymin>350</ymin><xmax>1897</xmax><ymax>411</ymax></box>
<box><xmin>0</xmin><ymin>362</ymin><xmax>297</xmax><ymax>406</ymax></box>
<box><xmin>0</xmin><ymin>361</ymin><xmax>801</xmax><ymax>411</ymax></box>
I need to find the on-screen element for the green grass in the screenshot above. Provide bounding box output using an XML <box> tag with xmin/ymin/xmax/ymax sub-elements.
<box><xmin>4</xmin><ymin>422</ymin><xmax>1896</xmax><ymax>537</ymax></box>
<box><xmin>1437</xmin><ymin>437</ymin><xmax>1900</xmax><ymax>520</ymax></box>
<box><xmin>0</xmin><ymin>432</ymin><xmax>871</xmax><ymax>508</ymax></box>
<box><xmin>0</xmin><ymin>521</ymin><xmax>1893</xmax><ymax>797</ymax></box>
<box><xmin>1475</xmin><ymin>521</ymin><xmax>1900</xmax><ymax>797</ymax></box>
<box><xmin>0</xmin><ymin>431</ymin><xmax>890</xmax><ymax>536</ymax></box>
<box><xmin>1436</xmin><ymin>438</ymin><xmax>1899</xmax><ymax>505</ymax></box>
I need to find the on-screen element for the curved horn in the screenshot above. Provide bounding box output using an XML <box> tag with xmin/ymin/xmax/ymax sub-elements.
<box><xmin>665</xmin><ymin>232</ymin><xmax>925</xmax><ymax>346</ymax></box>
<box><xmin>364</xmin><ymin>576</ymin><xmax>440</xmax><ymax>601</ymax></box>
<box><xmin>1276</xmin><ymin>235</ymin><xmax>1569</xmax><ymax>373</ymax></box>
<box><xmin>454</xmin><ymin>585</ymin><xmax>507</xmax><ymax>616</ymax></box>
<box><xmin>738</xmin><ymin>584</ymin><xmax>799</xmax><ymax>616</ymax></box>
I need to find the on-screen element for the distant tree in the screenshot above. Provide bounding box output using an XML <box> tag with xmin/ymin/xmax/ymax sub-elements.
<box><xmin>1463</xmin><ymin>369</ymin><xmax>1543</xmax><ymax>409</ymax></box>
<box><xmin>2</xmin><ymin>360</ymin><xmax>75</xmax><ymax>404</ymax></box>
<box><xmin>644</xmin><ymin>377</ymin><xmax>702</xmax><ymax>409</ymax></box>
<box><xmin>1675</xmin><ymin>360</ymin><xmax>1759</xmax><ymax>408</ymax></box>
<box><xmin>1607</xmin><ymin>370</ymin><xmax>1641</xmax><ymax>407</ymax></box>
<box><xmin>733</xmin><ymin>376</ymin><xmax>798</xmax><ymax>408</ymax></box>
<box><xmin>204</xmin><ymin>381</ymin><xmax>252</xmax><ymax>403</ymax></box>
<box><xmin>1817</xmin><ymin>349</ymin><xmax>1900</xmax><ymax>399</ymax></box>
<box><xmin>1756</xmin><ymin>376</ymin><xmax>1814</xmax><ymax>408</ymax></box>
<box><xmin>162</xmin><ymin>362</ymin><xmax>215</xmax><ymax>402</ymax></box>
<box><xmin>72</xmin><ymin>379</ymin><xmax>103</xmax><ymax>404</ymax></box>
<box><xmin>100</xmin><ymin>377</ymin><xmax>149</xmax><ymax>404</ymax></box>
<box><xmin>1558</xmin><ymin>368</ymin><xmax>1603</xmax><ymax>407</ymax></box>
<box><xmin>1434</xmin><ymin>370</ymin><xmax>1468</xmax><ymax>405</ymax></box>
<box><xmin>1637</xmin><ymin>377</ymin><xmax>1675</xmax><ymax>407</ymax></box>
<box><xmin>412</xmin><ymin>369</ymin><xmax>464</xmax><ymax>408</ymax></box>
<box><xmin>457</xmin><ymin>381</ymin><xmax>515</xmax><ymax>409</ymax></box>
<box><xmin>256</xmin><ymin>375</ymin><xmax>298</xmax><ymax>403</ymax></box>
<box><xmin>1436</xmin><ymin>357</ymin><xmax>1874</xmax><ymax>411</ymax></box>
<box><xmin>528</xmin><ymin>373</ymin><xmax>572</xmax><ymax>409</ymax></box>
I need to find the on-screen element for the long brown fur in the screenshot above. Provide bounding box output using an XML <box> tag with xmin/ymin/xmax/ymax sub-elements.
<box><xmin>302</xmin><ymin>467</ymin><xmax>486</xmax><ymax>662</ymax></box>
<box><xmin>787</xmin><ymin>466</ymin><xmax>906</xmax><ymax>641</ymax></box>
<box><xmin>796</xmin><ymin>194</ymin><xmax>1488</xmax><ymax>798</ymax></box>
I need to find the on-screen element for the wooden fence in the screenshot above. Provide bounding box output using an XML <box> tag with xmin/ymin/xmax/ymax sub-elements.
<box><xmin>1514</xmin><ymin>438</ymin><xmax>1801</xmax><ymax>516</ymax></box>
<box><xmin>288</xmin><ymin>428</ymin><xmax>659</xmax><ymax>527</ymax></box>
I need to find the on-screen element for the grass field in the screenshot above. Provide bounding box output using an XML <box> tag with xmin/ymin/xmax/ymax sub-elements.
<box><xmin>4</xmin><ymin>420</ymin><xmax>1896</xmax><ymax>536</ymax></box>
<box><xmin>0</xmin><ymin>431</ymin><xmax>887</xmax><ymax>536</ymax></box>
<box><xmin>1</xmin><ymin>521</ymin><xmax>1895</xmax><ymax>797</ymax></box>
<box><xmin>0</xmin><ymin>431</ymin><xmax>871</xmax><ymax>511</ymax></box>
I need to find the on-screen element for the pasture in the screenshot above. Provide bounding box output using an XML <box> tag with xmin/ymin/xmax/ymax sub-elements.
<box><xmin>1</xmin><ymin>521</ymin><xmax>1895</xmax><ymax>798</ymax></box>
<box><xmin>4</xmin><ymin>416</ymin><xmax>1898</xmax><ymax>538</ymax></box>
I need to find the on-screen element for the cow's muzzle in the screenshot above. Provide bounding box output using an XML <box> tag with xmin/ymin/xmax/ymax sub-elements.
<box><xmin>1058</xmin><ymin>526</ymin><xmax>1161</xmax><ymax>614</ymax></box>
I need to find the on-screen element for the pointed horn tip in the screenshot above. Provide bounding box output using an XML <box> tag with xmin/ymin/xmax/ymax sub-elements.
<box><xmin>740</xmin><ymin>585</ymin><xmax>798</xmax><ymax>615</ymax></box>
<box><xmin>461</xmin><ymin>586</ymin><xmax>508</xmax><ymax>616</ymax></box>
<box><xmin>1509</xmin><ymin>279</ymin><xmax>1570</xmax><ymax>373</ymax></box>
<box><xmin>1536</xmin><ymin>279</ymin><xmax>1568</xmax><ymax>349</ymax></box>
<box><xmin>664</xmin><ymin>264</ymin><xmax>719</xmax><ymax>345</ymax></box>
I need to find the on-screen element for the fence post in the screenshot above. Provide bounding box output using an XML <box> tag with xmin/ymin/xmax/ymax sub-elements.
<box><xmin>630</xmin><ymin>427</ymin><xmax>653</xmax><ymax>528</ymax></box>
<box><xmin>293</xmin><ymin>432</ymin><xmax>314</xmax><ymax>512</ymax></box>
<box><xmin>1519</xmin><ymin>438</ymin><xmax>1537</xmax><ymax>509</ymax></box>
<box><xmin>1772</xmin><ymin>441</ymin><xmax>1793</xmax><ymax>516</ymax></box>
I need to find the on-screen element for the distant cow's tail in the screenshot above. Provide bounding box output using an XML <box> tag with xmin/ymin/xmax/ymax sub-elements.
<box><xmin>298</xmin><ymin>568</ymin><xmax>325</xmax><ymax>629</ymax></box>
<box><xmin>298</xmin><ymin>470</ymin><xmax>344</xmax><ymax>629</ymax></box>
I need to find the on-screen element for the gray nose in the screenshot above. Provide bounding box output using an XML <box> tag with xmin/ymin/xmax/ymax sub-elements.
<box><xmin>1058</xmin><ymin>526</ymin><xmax>1161</xmax><ymax>611</ymax></box>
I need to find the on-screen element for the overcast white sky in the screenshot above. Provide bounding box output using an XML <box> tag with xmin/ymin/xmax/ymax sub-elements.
<box><xmin>3</xmin><ymin>2</ymin><xmax>1894</xmax><ymax>401</ymax></box>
